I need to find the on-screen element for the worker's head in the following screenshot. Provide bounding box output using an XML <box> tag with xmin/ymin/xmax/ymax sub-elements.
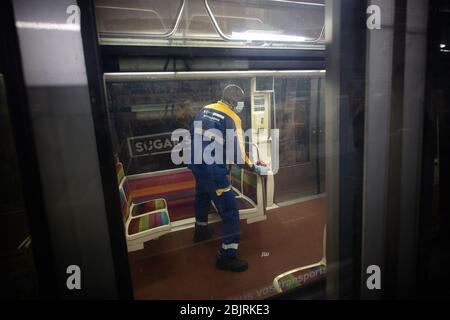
<box><xmin>222</xmin><ymin>84</ymin><xmax>245</xmax><ymax>113</ymax></box>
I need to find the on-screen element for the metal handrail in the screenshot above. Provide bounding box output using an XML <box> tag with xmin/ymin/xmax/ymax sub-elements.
<box><xmin>98</xmin><ymin>0</ymin><xmax>185</xmax><ymax>39</ymax></box>
<box><xmin>104</xmin><ymin>70</ymin><xmax>326</xmax><ymax>82</ymax></box>
<box><xmin>187</xmin><ymin>13</ymin><xmax>264</xmax><ymax>33</ymax></box>
<box><xmin>18</xmin><ymin>235</ymin><xmax>32</xmax><ymax>251</ymax></box>
<box><xmin>95</xmin><ymin>5</ymin><xmax>168</xmax><ymax>30</ymax></box>
<box><xmin>265</xmin><ymin>0</ymin><xmax>324</xmax><ymax>7</ymax></box>
<box><xmin>204</xmin><ymin>0</ymin><xmax>235</xmax><ymax>42</ymax></box>
<box><xmin>204</xmin><ymin>0</ymin><xmax>325</xmax><ymax>44</ymax></box>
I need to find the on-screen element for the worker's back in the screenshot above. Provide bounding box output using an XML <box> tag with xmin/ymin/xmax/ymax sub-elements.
<box><xmin>188</xmin><ymin>100</ymin><xmax>243</xmax><ymax>177</ymax></box>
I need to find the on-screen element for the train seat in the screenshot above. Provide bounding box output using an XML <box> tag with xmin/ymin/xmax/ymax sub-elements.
<box><xmin>229</xmin><ymin>165</ymin><xmax>261</xmax><ymax>218</ymax></box>
<box><xmin>272</xmin><ymin>262</ymin><xmax>327</xmax><ymax>293</ymax></box>
<box><xmin>127</xmin><ymin>166</ymin><xmax>261</xmax><ymax>220</ymax></box>
<box><xmin>127</xmin><ymin>169</ymin><xmax>198</xmax><ymax>222</ymax></box>
<box><xmin>115</xmin><ymin>162</ymin><xmax>265</xmax><ymax>250</ymax></box>
<box><xmin>116</xmin><ymin>163</ymin><xmax>172</xmax><ymax>252</ymax></box>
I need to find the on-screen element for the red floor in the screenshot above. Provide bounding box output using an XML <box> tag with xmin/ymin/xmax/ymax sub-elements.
<box><xmin>128</xmin><ymin>196</ymin><xmax>326</xmax><ymax>300</ymax></box>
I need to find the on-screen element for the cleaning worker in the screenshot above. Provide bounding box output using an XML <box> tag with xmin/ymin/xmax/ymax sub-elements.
<box><xmin>188</xmin><ymin>84</ymin><xmax>267</xmax><ymax>272</ymax></box>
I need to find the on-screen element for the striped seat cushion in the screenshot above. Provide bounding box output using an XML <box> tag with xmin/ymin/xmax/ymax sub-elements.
<box><xmin>242</xmin><ymin>170</ymin><xmax>258</xmax><ymax>204</ymax></box>
<box><xmin>116</xmin><ymin>162</ymin><xmax>125</xmax><ymax>185</ymax></box>
<box><xmin>127</xmin><ymin>168</ymin><xmax>257</xmax><ymax>222</ymax></box>
<box><xmin>122</xmin><ymin>179</ymin><xmax>132</xmax><ymax>203</ymax></box>
<box><xmin>128</xmin><ymin>211</ymin><xmax>170</xmax><ymax>235</ymax></box>
<box><xmin>230</xmin><ymin>165</ymin><xmax>242</xmax><ymax>191</ymax></box>
<box><xmin>119</xmin><ymin>187</ymin><xmax>130</xmax><ymax>222</ymax></box>
<box><xmin>129</xmin><ymin>171</ymin><xmax>195</xmax><ymax>201</ymax></box>
<box><xmin>131</xmin><ymin>199</ymin><xmax>166</xmax><ymax>217</ymax></box>
<box><xmin>129</xmin><ymin>171</ymin><xmax>195</xmax><ymax>222</ymax></box>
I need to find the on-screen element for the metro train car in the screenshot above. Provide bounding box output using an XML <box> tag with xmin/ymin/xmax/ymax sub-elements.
<box><xmin>107</xmin><ymin>71</ymin><xmax>325</xmax><ymax>228</ymax></box>
<box><xmin>95</xmin><ymin>0</ymin><xmax>327</xmax><ymax>298</ymax></box>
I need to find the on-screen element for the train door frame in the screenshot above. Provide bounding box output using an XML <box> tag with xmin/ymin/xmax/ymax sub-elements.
<box><xmin>2</xmin><ymin>0</ymin><xmax>430</xmax><ymax>300</ymax></box>
<box><xmin>78</xmin><ymin>0</ymin><xmax>134</xmax><ymax>299</ymax></box>
<box><xmin>0</xmin><ymin>0</ymin><xmax>58</xmax><ymax>298</ymax></box>
<box><xmin>324</xmin><ymin>0</ymin><xmax>367</xmax><ymax>300</ymax></box>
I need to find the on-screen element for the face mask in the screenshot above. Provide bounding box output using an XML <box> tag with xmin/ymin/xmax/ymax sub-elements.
<box><xmin>235</xmin><ymin>101</ymin><xmax>245</xmax><ymax>113</ymax></box>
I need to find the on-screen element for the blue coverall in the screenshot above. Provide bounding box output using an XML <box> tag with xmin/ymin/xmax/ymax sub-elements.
<box><xmin>188</xmin><ymin>101</ymin><xmax>255</xmax><ymax>257</ymax></box>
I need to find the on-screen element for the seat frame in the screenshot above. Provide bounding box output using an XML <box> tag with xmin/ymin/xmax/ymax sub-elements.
<box><xmin>116</xmin><ymin>164</ymin><xmax>267</xmax><ymax>251</ymax></box>
<box><xmin>127</xmin><ymin>167</ymin><xmax>266</xmax><ymax>227</ymax></box>
<box><xmin>118</xmin><ymin>171</ymin><xmax>172</xmax><ymax>252</ymax></box>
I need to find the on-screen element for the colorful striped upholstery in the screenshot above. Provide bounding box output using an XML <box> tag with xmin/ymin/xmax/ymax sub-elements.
<box><xmin>119</xmin><ymin>187</ymin><xmax>130</xmax><ymax>222</ymax></box>
<box><xmin>116</xmin><ymin>162</ymin><xmax>173</xmax><ymax>250</ymax></box>
<box><xmin>131</xmin><ymin>199</ymin><xmax>166</xmax><ymax>217</ymax></box>
<box><xmin>116</xmin><ymin>162</ymin><xmax>125</xmax><ymax>185</ymax></box>
<box><xmin>128</xmin><ymin>211</ymin><xmax>170</xmax><ymax>235</ymax></box>
<box><xmin>230</xmin><ymin>165</ymin><xmax>242</xmax><ymax>192</ymax></box>
<box><xmin>242</xmin><ymin>170</ymin><xmax>258</xmax><ymax>204</ymax></box>
<box><xmin>128</xmin><ymin>170</ymin><xmax>196</xmax><ymax>222</ymax></box>
<box><xmin>124</xmin><ymin>167</ymin><xmax>258</xmax><ymax>222</ymax></box>
<box><xmin>129</xmin><ymin>171</ymin><xmax>195</xmax><ymax>202</ymax></box>
<box><xmin>122</xmin><ymin>179</ymin><xmax>132</xmax><ymax>203</ymax></box>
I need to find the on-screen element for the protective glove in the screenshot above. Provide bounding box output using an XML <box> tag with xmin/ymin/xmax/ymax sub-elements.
<box><xmin>257</xmin><ymin>160</ymin><xmax>267</xmax><ymax>167</ymax></box>
<box><xmin>254</xmin><ymin>164</ymin><xmax>268</xmax><ymax>176</ymax></box>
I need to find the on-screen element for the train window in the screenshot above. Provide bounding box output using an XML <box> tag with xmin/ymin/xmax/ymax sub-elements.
<box><xmin>272</xmin><ymin>75</ymin><xmax>324</xmax><ymax>202</ymax></box>
<box><xmin>7</xmin><ymin>0</ymin><xmax>443</xmax><ymax>301</ymax></box>
<box><xmin>276</xmin><ymin>77</ymin><xmax>312</xmax><ymax>166</ymax></box>
<box><xmin>95</xmin><ymin>0</ymin><xmax>325</xmax><ymax>49</ymax></box>
<box><xmin>205</xmin><ymin>0</ymin><xmax>324</xmax><ymax>44</ymax></box>
<box><xmin>95</xmin><ymin>0</ymin><xmax>185</xmax><ymax>39</ymax></box>
<box><xmin>105</xmin><ymin>74</ymin><xmax>252</xmax><ymax>174</ymax></box>
<box><xmin>106</xmin><ymin>70</ymin><xmax>326</xmax><ymax>299</ymax></box>
<box><xmin>255</xmin><ymin>76</ymin><xmax>274</xmax><ymax>92</ymax></box>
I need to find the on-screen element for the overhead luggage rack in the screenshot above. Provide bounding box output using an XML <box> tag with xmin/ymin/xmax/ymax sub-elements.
<box><xmin>95</xmin><ymin>0</ymin><xmax>325</xmax><ymax>49</ymax></box>
<box><xmin>95</xmin><ymin>0</ymin><xmax>186</xmax><ymax>40</ymax></box>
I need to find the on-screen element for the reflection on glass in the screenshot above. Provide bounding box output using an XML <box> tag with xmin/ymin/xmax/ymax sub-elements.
<box><xmin>94</xmin><ymin>0</ymin><xmax>325</xmax><ymax>48</ymax></box>
<box><xmin>275</xmin><ymin>77</ymin><xmax>311</xmax><ymax>166</ymax></box>
<box><xmin>0</xmin><ymin>75</ymin><xmax>37</xmax><ymax>299</ymax></box>
<box><xmin>106</xmin><ymin>71</ymin><xmax>326</xmax><ymax>300</ymax></box>
<box><xmin>95</xmin><ymin>0</ymin><xmax>184</xmax><ymax>36</ymax></box>
<box><xmin>207</xmin><ymin>0</ymin><xmax>325</xmax><ymax>42</ymax></box>
<box><xmin>105</xmin><ymin>73</ymin><xmax>324</xmax><ymax>176</ymax></box>
<box><xmin>106</xmin><ymin>78</ymin><xmax>251</xmax><ymax>174</ymax></box>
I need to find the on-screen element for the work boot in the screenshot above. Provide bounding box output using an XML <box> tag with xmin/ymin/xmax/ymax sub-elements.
<box><xmin>216</xmin><ymin>256</ymin><xmax>248</xmax><ymax>272</ymax></box>
<box><xmin>193</xmin><ymin>225</ymin><xmax>215</xmax><ymax>243</ymax></box>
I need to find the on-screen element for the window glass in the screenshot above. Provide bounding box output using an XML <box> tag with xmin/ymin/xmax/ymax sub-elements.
<box><xmin>206</xmin><ymin>0</ymin><xmax>324</xmax><ymax>43</ymax></box>
<box><xmin>0</xmin><ymin>74</ymin><xmax>38</xmax><ymax>299</ymax></box>
<box><xmin>275</xmin><ymin>77</ymin><xmax>313</xmax><ymax>166</ymax></box>
<box><xmin>95</xmin><ymin>0</ymin><xmax>184</xmax><ymax>37</ymax></box>
<box><xmin>95</xmin><ymin>0</ymin><xmax>325</xmax><ymax>48</ymax></box>
<box><xmin>106</xmin><ymin>76</ymin><xmax>251</xmax><ymax>174</ymax></box>
<box><xmin>9</xmin><ymin>0</ymin><xmax>449</xmax><ymax>301</ymax></box>
<box><xmin>106</xmin><ymin>71</ymin><xmax>326</xmax><ymax>299</ymax></box>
